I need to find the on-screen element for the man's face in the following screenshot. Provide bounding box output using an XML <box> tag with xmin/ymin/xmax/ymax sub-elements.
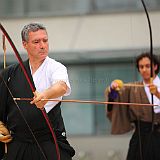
<box><xmin>23</xmin><ymin>29</ymin><xmax>49</xmax><ymax>61</ymax></box>
<box><xmin>138</xmin><ymin>57</ymin><xmax>157</xmax><ymax>82</ymax></box>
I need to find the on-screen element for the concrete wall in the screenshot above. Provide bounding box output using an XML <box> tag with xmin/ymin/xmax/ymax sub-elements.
<box><xmin>1</xmin><ymin>11</ymin><xmax>160</xmax><ymax>55</ymax></box>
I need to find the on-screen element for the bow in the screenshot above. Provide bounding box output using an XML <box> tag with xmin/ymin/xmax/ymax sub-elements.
<box><xmin>2</xmin><ymin>35</ymin><xmax>6</xmax><ymax>69</ymax></box>
<box><xmin>140</xmin><ymin>0</ymin><xmax>154</xmax><ymax>117</ymax></box>
<box><xmin>138</xmin><ymin>1</ymin><xmax>154</xmax><ymax>160</ymax></box>
<box><xmin>0</xmin><ymin>23</ymin><xmax>60</xmax><ymax>160</ymax></box>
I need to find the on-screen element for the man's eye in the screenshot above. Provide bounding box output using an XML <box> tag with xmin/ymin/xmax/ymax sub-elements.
<box><xmin>146</xmin><ymin>65</ymin><xmax>150</xmax><ymax>68</ymax></box>
<box><xmin>139</xmin><ymin>66</ymin><xmax>143</xmax><ymax>69</ymax></box>
<box><xmin>43</xmin><ymin>39</ymin><xmax>48</xmax><ymax>43</ymax></box>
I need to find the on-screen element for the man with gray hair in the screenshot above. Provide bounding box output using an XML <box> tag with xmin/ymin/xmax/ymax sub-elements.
<box><xmin>0</xmin><ymin>23</ymin><xmax>75</xmax><ymax>160</ymax></box>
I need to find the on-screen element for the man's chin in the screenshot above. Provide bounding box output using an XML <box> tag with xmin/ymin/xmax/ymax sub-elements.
<box><xmin>40</xmin><ymin>54</ymin><xmax>47</xmax><ymax>59</ymax></box>
<box><xmin>143</xmin><ymin>77</ymin><xmax>151</xmax><ymax>82</ymax></box>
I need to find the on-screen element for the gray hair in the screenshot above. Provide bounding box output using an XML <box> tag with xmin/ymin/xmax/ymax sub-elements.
<box><xmin>21</xmin><ymin>23</ymin><xmax>47</xmax><ymax>42</ymax></box>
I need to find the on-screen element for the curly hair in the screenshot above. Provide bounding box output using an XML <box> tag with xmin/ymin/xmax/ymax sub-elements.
<box><xmin>136</xmin><ymin>52</ymin><xmax>160</xmax><ymax>74</ymax></box>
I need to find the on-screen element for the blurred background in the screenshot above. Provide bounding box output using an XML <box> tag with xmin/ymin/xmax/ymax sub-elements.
<box><xmin>0</xmin><ymin>0</ymin><xmax>160</xmax><ymax>159</ymax></box>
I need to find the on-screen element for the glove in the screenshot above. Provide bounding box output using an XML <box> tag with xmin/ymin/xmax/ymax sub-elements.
<box><xmin>0</xmin><ymin>121</ymin><xmax>12</xmax><ymax>143</ymax></box>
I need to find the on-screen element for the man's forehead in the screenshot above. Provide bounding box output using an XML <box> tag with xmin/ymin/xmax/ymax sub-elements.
<box><xmin>28</xmin><ymin>29</ymin><xmax>47</xmax><ymax>35</ymax></box>
<box><xmin>28</xmin><ymin>30</ymin><xmax>48</xmax><ymax>40</ymax></box>
<box><xmin>139</xmin><ymin>57</ymin><xmax>150</xmax><ymax>62</ymax></box>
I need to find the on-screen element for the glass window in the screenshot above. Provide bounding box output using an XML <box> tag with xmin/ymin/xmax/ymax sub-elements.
<box><xmin>94</xmin><ymin>0</ymin><xmax>160</xmax><ymax>12</ymax></box>
<box><xmin>0</xmin><ymin>0</ymin><xmax>160</xmax><ymax>18</ymax></box>
<box><xmin>62</xmin><ymin>65</ymin><xmax>95</xmax><ymax>135</ymax></box>
<box><xmin>0</xmin><ymin>0</ymin><xmax>25</xmax><ymax>17</ymax></box>
<box><xmin>62</xmin><ymin>59</ymin><xmax>138</xmax><ymax>135</ymax></box>
<box><xmin>94</xmin><ymin>61</ymin><xmax>137</xmax><ymax>134</ymax></box>
<box><xmin>26</xmin><ymin>0</ymin><xmax>90</xmax><ymax>16</ymax></box>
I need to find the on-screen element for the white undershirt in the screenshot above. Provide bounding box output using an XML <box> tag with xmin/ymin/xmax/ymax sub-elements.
<box><xmin>30</xmin><ymin>56</ymin><xmax>71</xmax><ymax>113</ymax></box>
<box><xmin>144</xmin><ymin>76</ymin><xmax>160</xmax><ymax>113</ymax></box>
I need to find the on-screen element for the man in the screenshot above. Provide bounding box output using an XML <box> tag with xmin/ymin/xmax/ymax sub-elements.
<box><xmin>105</xmin><ymin>53</ymin><xmax>160</xmax><ymax>160</ymax></box>
<box><xmin>0</xmin><ymin>23</ymin><xmax>75</xmax><ymax>160</ymax></box>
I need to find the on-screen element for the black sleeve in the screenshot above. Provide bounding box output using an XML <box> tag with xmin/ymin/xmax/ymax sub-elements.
<box><xmin>0</xmin><ymin>76</ymin><xmax>5</xmax><ymax>159</ymax></box>
<box><xmin>0</xmin><ymin>69</ymin><xmax>9</xmax><ymax>123</ymax></box>
<box><xmin>0</xmin><ymin>143</ymin><xmax>5</xmax><ymax>159</ymax></box>
<box><xmin>107</xmin><ymin>97</ymin><xmax>113</xmax><ymax>112</ymax></box>
<box><xmin>0</xmin><ymin>68</ymin><xmax>10</xmax><ymax>159</ymax></box>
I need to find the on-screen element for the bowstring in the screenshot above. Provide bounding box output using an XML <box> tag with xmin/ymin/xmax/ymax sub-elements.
<box><xmin>0</xmin><ymin>35</ymin><xmax>48</xmax><ymax>160</ymax></box>
<box><xmin>139</xmin><ymin>0</ymin><xmax>154</xmax><ymax>160</ymax></box>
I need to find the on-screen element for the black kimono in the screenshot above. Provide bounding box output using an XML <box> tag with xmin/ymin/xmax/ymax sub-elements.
<box><xmin>0</xmin><ymin>60</ymin><xmax>75</xmax><ymax>160</ymax></box>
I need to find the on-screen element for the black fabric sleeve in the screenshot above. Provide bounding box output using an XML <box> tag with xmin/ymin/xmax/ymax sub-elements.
<box><xmin>107</xmin><ymin>97</ymin><xmax>113</xmax><ymax>112</ymax></box>
<box><xmin>0</xmin><ymin>71</ymin><xmax>7</xmax><ymax>159</ymax></box>
<box><xmin>0</xmin><ymin>143</ymin><xmax>5</xmax><ymax>159</ymax></box>
<box><xmin>0</xmin><ymin>67</ymin><xmax>12</xmax><ymax>159</ymax></box>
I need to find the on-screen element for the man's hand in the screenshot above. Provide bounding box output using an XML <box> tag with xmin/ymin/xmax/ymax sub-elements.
<box><xmin>105</xmin><ymin>79</ymin><xmax>123</xmax><ymax>100</ymax></box>
<box><xmin>110</xmin><ymin>79</ymin><xmax>124</xmax><ymax>91</ymax></box>
<box><xmin>149</xmin><ymin>83</ymin><xmax>160</xmax><ymax>98</ymax></box>
<box><xmin>30</xmin><ymin>91</ymin><xmax>47</xmax><ymax>110</ymax></box>
<box><xmin>0</xmin><ymin>122</ymin><xmax>12</xmax><ymax>143</ymax></box>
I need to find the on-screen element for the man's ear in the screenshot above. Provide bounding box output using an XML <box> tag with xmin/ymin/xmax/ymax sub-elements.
<box><xmin>154</xmin><ymin>64</ymin><xmax>158</xmax><ymax>70</ymax></box>
<box><xmin>22</xmin><ymin>41</ymin><xmax>27</xmax><ymax>49</ymax></box>
<box><xmin>154</xmin><ymin>64</ymin><xmax>158</xmax><ymax>73</ymax></box>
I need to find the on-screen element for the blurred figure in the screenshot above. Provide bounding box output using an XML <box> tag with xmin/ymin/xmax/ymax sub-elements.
<box><xmin>105</xmin><ymin>52</ymin><xmax>160</xmax><ymax>160</ymax></box>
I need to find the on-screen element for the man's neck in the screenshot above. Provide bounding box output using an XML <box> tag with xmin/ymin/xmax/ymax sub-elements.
<box><xmin>144</xmin><ymin>75</ymin><xmax>157</xmax><ymax>84</ymax></box>
<box><xmin>29</xmin><ymin>58</ymin><xmax>45</xmax><ymax>74</ymax></box>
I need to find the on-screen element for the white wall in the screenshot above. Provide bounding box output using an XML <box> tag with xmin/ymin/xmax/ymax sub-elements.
<box><xmin>1</xmin><ymin>11</ymin><xmax>160</xmax><ymax>55</ymax></box>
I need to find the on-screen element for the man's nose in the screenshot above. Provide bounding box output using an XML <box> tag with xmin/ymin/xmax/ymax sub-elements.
<box><xmin>39</xmin><ymin>41</ymin><xmax>45</xmax><ymax>48</ymax></box>
<box><xmin>142</xmin><ymin>66</ymin><xmax>147</xmax><ymax>71</ymax></box>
